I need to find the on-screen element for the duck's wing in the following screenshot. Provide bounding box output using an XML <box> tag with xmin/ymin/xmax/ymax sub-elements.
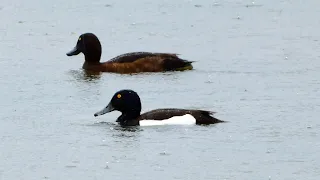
<box><xmin>108</xmin><ymin>52</ymin><xmax>179</xmax><ymax>63</ymax></box>
<box><xmin>138</xmin><ymin>108</ymin><xmax>223</xmax><ymax>124</ymax></box>
<box><xmin>107</xmin><ymin>52</ymin><xmax>194</xmax><ymax>72</ymax></box>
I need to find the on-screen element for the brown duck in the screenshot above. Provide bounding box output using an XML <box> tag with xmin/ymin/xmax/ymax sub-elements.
<box><xmin>66</xmin><ymin>33</ymin><xmax>194</xmax><ymax>74</ymax></box>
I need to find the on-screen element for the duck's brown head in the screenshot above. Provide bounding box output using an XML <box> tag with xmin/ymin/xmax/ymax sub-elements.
<box><xmin>67</xmin><ymin>33</ymin><xmax>102</xmax><ymax>63</ymax></box>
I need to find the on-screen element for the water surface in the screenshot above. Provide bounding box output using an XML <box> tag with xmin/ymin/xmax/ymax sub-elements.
<box><xmin>0</xmin><ymin>0</ymin><xmax>319</xmax><ymax>179</ymax></box>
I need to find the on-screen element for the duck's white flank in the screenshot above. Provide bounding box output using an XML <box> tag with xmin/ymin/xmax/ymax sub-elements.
<box><xmin>139</xmin><ymin>114</ymin><xmax>196</xmax><ymax>126</ymax></box>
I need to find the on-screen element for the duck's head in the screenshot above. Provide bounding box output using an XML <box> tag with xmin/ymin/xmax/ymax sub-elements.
<box><xmin>94</xmin><ymin>90</ymin><xmax>142</xmax><ymax>117</ymax></box>
<box><xmin>66</xmin><ymin>33</ymin><xmax>102</xmax><ymax>63</ymax></box>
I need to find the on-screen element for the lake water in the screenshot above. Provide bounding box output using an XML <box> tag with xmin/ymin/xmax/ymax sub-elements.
<box><xmin>1</xmin><ymin>0</ymin><xmax>319</xmax><ymax>179</ymax></box>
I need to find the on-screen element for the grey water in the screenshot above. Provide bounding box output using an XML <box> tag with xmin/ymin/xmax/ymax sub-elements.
<box><xmin>0</xmin><ymin>0</ymin><xmax>319</xmax><ymax>179</ymax></box>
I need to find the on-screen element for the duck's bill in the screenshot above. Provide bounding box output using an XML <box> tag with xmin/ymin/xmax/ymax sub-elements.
<box><xmin>94</xmin><ymin>102</ymin><xmax>115</xmax><ymax>117</ymax></box>
<box><xmin>66</xmin><ymin>46</ymin><xmax>81</xmax><ymax>56</ymax></box>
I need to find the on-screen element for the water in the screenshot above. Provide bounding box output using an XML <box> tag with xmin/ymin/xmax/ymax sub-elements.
<box><xmin>1</xmin><ymin>0</ymin><xmax>320</xmax><ymax>179</ymax></box>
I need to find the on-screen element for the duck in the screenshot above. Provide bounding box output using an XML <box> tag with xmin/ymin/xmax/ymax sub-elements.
<box><xmin>93</xmin><ymin>89</ymin><xmax>224</xmax><ymax>126</ymax></box>
<box><xmin>66</xmin><ymin>33</ymin><xmax>194</xmax><ymax>74</ymax></box>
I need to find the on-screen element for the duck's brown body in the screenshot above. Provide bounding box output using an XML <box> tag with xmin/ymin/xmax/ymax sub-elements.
<box><xmin>83</xmin><ymin>52</ymin><xmax>193</xmax><ymax>74</ymax></box>
<box><xmin>67</xmin><ymin>33</ymin><xmax>193</xmax><ymax>74</ymax></box>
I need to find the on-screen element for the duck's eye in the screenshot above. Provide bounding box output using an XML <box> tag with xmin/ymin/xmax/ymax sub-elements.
<box><xmin>117</xmin><ymin>94</ymin><xmax>122</xmax><ymax>99</ymax></box>
<box><xmin>78</xmin><ymin>37</ymin><xmax>81</xmax><ymax>41</ymax></box>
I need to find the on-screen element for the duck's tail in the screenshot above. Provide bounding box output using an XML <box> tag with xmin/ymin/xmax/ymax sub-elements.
<box><xmin>163</xmin><ymin>57</ymin><xmax>194</xmax><ymax>71</ymax></box>
<box><xmin>198</xmin><ymin>110</ymin><xmax>225</xmax><ymax>124</ymax></box>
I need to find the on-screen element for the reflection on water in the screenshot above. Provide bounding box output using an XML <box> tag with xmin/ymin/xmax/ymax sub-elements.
<box><xmin>89</xmin><ymin>121</ymin><xmax>142</xmax><ymax>133</ymax></box>
<box><xmin>87</xmin><ymin>121</ymin><xmax>142</xmax><ymax>142</ymax></box>
<box><xmin>112</xmin><ymin>125</ymin><xmax>142</xmax><ymax>133</ymax></box>
<box><xmin>67</xmin><ymin>69</ymin><xmax>102</xmax><ymax>82</ymax></box>
<box><xmin>91</xmin><ymin>121</ymin><xmax>142</xmax><ymax>131</ymax></box>
<box><xmin>88</xmin><ymin>121</ymin><xmax>115</xmax><ymax>126</ymax></box>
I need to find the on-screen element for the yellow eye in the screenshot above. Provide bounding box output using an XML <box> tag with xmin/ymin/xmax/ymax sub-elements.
<box><xmin>117</xmin><ymin>94</ymin><xmax>121</xmax><ymax>99</ymax></box>
<box><xmin>78</xmin><ymin>37</ymin><xmax>81</xmax><ymax>41</ymax></box>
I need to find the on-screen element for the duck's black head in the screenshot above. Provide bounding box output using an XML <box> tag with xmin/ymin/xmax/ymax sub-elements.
<box><xmin>94</xmin><ymin>90</ymin><xmax>142</xmax><ymax>120</ymax></box>
<box><xmin>66</xmin><ymin>33</ymin><xmax>102</xmax><ymax>63</ymax></box>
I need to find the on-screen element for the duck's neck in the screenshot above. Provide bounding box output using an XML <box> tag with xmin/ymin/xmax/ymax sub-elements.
<box><xmin>82</xmin><ymin>60</ymin><xmax>101</xmax><ymax>69</ymax></box>
<box><xmin>84</xmin><ymin>59</ymin><xmax>100</xmax><ymax>65</ymax></box>
<box><xmin>117</xmin><ymin>112</ymin><xmax>140</xmax><ymax>126</ymax></box>
<box><xmin>84</xmin><ymin>51</ymin><xmax>101</xmax><ymax>64</ymax></box>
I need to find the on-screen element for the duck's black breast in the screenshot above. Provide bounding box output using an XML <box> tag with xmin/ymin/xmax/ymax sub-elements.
<box><xmin>137</xmin><ymin>108</ymin><xmax>223</xmax><ymax>125</ymax></box>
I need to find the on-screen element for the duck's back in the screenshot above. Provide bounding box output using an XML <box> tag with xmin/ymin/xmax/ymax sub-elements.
<box><xmin>105</xmin><ymin>52</ymin><xmax>193</xmax><ymax>73</ymax></box>
<box><xmin>108</xmin><ymin>52</ymin><xmax>177</xmax><ymax>63</ymax></box>
<box><xmin>138</xmin><ymin>108</ymin><xmax>223</xmax><ymax>125</ymax></box>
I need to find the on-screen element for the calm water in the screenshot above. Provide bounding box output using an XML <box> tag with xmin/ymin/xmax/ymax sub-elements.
<box><xmin>1</xmin><ymin>0</ymin><xmax>320</xmax><ymax>179</ymax></box>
